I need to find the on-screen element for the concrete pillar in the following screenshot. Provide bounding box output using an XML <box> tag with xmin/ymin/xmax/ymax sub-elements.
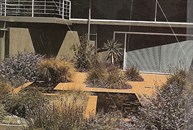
<box><xmin>56</xmin><ymin>31</ymin><xmax>80</xmax><ymax>60</ymax></box>
<box><xmin>0</xmin><ymin>21</ymin><xmax>5</xmax><ymax>61</ymax></box>
<box><xmin>0</xmin><ymin>37</ymin><xmax>5</xmax><ymax>62</ymax></box>
<box><xmin>187</xmin><ymin>0</ymin><xmax>193</xmax><ymax>40</ymax></box>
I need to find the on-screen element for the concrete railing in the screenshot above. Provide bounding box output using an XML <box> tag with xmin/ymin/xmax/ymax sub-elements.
<box><xmin>0</xmin><ymin>0</ymin><xmax>71</xmax><ymax>19</ymax></box>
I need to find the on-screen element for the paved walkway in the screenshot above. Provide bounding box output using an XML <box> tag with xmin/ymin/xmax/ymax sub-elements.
<box><xmin>54</xmin><ymin>72</ymin><xmax>168</xmax><ymax>96</ymax></box>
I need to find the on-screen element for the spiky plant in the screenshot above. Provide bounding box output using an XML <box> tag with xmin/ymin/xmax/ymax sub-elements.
<box><xmin>103</xmin><ymin>39</ymin><xmax>123</xmax><ymax>65</ymax></box>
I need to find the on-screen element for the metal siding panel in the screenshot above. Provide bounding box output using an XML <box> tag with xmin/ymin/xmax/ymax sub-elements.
<box><xmin>124</xmin><ymin>40</ymin><xmax>193</xmax><ymax>73</ymax></box>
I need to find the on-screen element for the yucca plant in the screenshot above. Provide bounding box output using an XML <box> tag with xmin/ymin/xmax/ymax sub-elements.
<box><xmin>103</xmin><ymin>39</ymin><xmax>123</xmax><ymax>65</ymax></box>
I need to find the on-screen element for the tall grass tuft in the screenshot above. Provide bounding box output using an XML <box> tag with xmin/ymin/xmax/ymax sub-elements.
<box><xmin>125</xmin><ymin>67</ymin><xmax>144</xmax><ymax>81</ymax></box>
<box><xmin>86</xmin><ymin>64</ymin><xmax>132</xmax><ymax>89</ymax></box>
<box><xmin>37</xmin><ymin>58</ymin><xmax>75</xmax><ymax>87</ymax></box>
<box><xmin>26</xmin><ymin>91</ymin><xmax>89</xmax><ymax>130</ymax></box>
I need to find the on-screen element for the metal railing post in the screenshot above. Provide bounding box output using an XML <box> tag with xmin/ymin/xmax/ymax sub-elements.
<box><xmin>32</xmin><ymin>0</ymin><xmax>34</xmax><ymax>17</ymax></box>
<box><xmin>4</xmin><ymin>0</ymin><xmax>6</xmax><ymax>16</ymax></box>
<box><xmin>44</xmin><ymin>0</ymin><xmax>46</xmax><ymax>14</ymax></box>
<box><xmin>62</xmin><ymin>0</ymin><xmax>64</xmax><ymax>19</ymax></box>
<box><xmin>0</xmin><ymin>4</ymin><xmax>2</xmax><ymax>16</ymax></box>
<box><xmin>69</xmin><ymin>1</ymin><xmax>71</xmax><ymax>19</ymax></box>
<box><xmin>154</xmin><ymin>0</ymin><xmax>158</xmax><ymax>22</ymax></box>
<box><xmin>59</xmin><ymin>0</ymin><xmax>61</xmax><ymax>15</ymax></box>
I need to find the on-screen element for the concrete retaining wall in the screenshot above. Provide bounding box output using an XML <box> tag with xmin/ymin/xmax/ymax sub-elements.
<box><xmin>0</xmin><ymin>124</ymin><xmax>24</xmax><ymax>130</ymax></box>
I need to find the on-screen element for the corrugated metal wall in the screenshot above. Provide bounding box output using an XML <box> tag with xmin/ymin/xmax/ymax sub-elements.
<box><xmin>124</xmin><ymin>40</ymin><xmax>193</xmax><ymax>73</ymax></box>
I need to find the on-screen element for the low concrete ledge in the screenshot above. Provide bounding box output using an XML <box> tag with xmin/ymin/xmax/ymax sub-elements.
<box><xmin>0</xmin><ymin>124</ymin><xmax>25</xmax><ymax>130</ymax></box>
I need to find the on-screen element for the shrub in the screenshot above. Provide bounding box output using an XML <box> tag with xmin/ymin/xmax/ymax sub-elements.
<box><xmin>163</xmin><ymin>69</ymin><xmax>186</xmax><ymax>89</ymax></box>
<box><xmin>104</xmin><ymin>65</ymin><xmax>128</xmax><ymax>89</ymax></box>
<box><xmin>128</xmin><ymin>70</ymin><xmax>193</xmax><ymax>130</ymax></box>
<box><xmin>87</xmin><ymin>64</ymin><xmax>132</xmax><ymax>89</ymax></box>
<box><xmin>86</xmin><ymin>63</ymin><xmax>105</xmax><ymax>86</ymax></box>
<box><xmin>37</xmin><ymin>58</ymin><xmax>75</xmax><ymax>87</ymax></box>
<box><xmin>26</xmin><ymin>91</ymin><xmax>89</xmax><ymax>130</ymax></box>
<box><xmin>73</xmin><ymin>35</ymin><xmax>95</xmax><ymax>71</ymax></box>
<box><xmin>0</xmin><ymin>79</ymin><xmax>13</xmax><ymax>99</ymax></box>
<box><xmin>0</xmin><ymin>103</ymin><xmax>8</xmax><ymax>122</ymax></box>
<box><xmin>2</xmin><ymin>88</ymin><xmax>47</xmax><ymax>118</ymax></box>
<box><xmin>85</xmin><ymin>111</ymin><xmax>124</xmax><ymax>130</ymax></box>
<box><xmin>0</xmin><ymin>52</ymin><xmax>43</xmax><ymax>87</ymax></box>
<box><xmin>125</xmin><ymin>67</ymin><xmax>144</xmax><ymax>81</ymax></box>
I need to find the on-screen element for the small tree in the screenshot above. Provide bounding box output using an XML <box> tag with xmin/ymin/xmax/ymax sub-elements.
<box><xmin>103</xmin><ymin>39</ymin><xmax>123</xmax><ymax>65</ymax></box>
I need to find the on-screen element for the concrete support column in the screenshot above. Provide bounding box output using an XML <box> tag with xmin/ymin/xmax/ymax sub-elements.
<box><xmin>0</xmin><ymin>34</ymin><xmax>5</xmax><ymax>62</ymax></box>
<box><xmin>187</xmin><ymin>0</ymin><xmax>193</xmax><ymax>40</ymax></box>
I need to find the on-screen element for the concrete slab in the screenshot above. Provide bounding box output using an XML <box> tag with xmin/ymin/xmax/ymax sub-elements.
<box><xmin>0</xmin><ymin>16</ymin><xmax>71</xmax><ymax>25</ymax></box>
<box><xmin>54</xmin><ymin>72</ymin><xmax>168</xmax><ymax>97</ymax></box>
<box><xmin>84</xmin><ymin>96</ymin><xmax>98</xmax><ymax>119</ymax></box>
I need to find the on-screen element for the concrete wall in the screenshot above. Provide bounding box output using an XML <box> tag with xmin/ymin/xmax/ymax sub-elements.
<box><xmin>9</xmin><ymin>28</ymin><xmax>35</xmax><ymax>57</ymax></box>
<box><xmin>0</xmin><ymin>37</ymin><xmax>5</xmax><ymax>62</ymax></box>
<box><xmin>56</xmin><ymin>31</ymin><xmax>80</xmax><ymax>60</ymax></box>
<box><xmin>5</xmin><ymin>23</ymin><xmax>71</xmax><ymax>58</ymax></box>
<box><xmin>0</xmin><ymin>22</ymin><xmax>5</xmax><ymax>61</ymax></box>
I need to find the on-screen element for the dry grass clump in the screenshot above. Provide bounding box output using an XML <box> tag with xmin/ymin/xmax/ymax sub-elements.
<box><xmin>26</xmin><ymin>91</ymin><xmax>89</xmax><ymax>130</ymax></box>
<box><xmin>37</xmin><ymin>58</ymin><xmax>75</xmax><ymax>87</ymax></box>
<box><xmin>85</xmin><ymin>111</ymin><xmax>124</xmax><ymax>130</ymax></box>
<box><xmin>163</xmin><ymin>69</ymin><xmax>186</xmax><ymax>88</ymax></box>
<box><xmin>86</xmin><ymin>65</ymin><xmax>132</xmax><ymax>89</ymax></box>
<box><xmin>0</xmin><ymin>104</ymin><xmax>7</xmax><ymax>122</ymax></box>
<box><xmin>86</xmin><ymin>64</ymin><xmax>105</xmax><ymax>86</ymax></box>
<box><xmin>104</xmin><ymin>65</ymin><xmax>131</xmax><ymax>89</ymax></box>
<box><xmin>0</xmin><ymin>79</ymin><xmax>13</xmax><ymax>99</ymax></box>
<box><xmin>125</xmin><ymin>67</ymin><xmax>144</xmax><ymax>81</ymax></box>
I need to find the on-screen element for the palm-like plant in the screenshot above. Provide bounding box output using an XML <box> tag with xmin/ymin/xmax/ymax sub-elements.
<box><xmin>103</xmin><ymin>39</ymin><xmax>123</xmax><ymax>64</ymax></box>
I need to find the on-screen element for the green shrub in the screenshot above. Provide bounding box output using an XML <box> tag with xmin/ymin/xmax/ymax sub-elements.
<box><xmin>125</xmin><ymin>67</ymin><xmax>144</xmax><ymax>81</ymax></box>
<box><xmin>37</xmin><ymin>58</ymin><xmax>75</xmax><ymax>87</ymax></box>
<box><xmin>0</xmin><ymin>52</ymin><xmax>43</xmax><ymax>87</ymax></box>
